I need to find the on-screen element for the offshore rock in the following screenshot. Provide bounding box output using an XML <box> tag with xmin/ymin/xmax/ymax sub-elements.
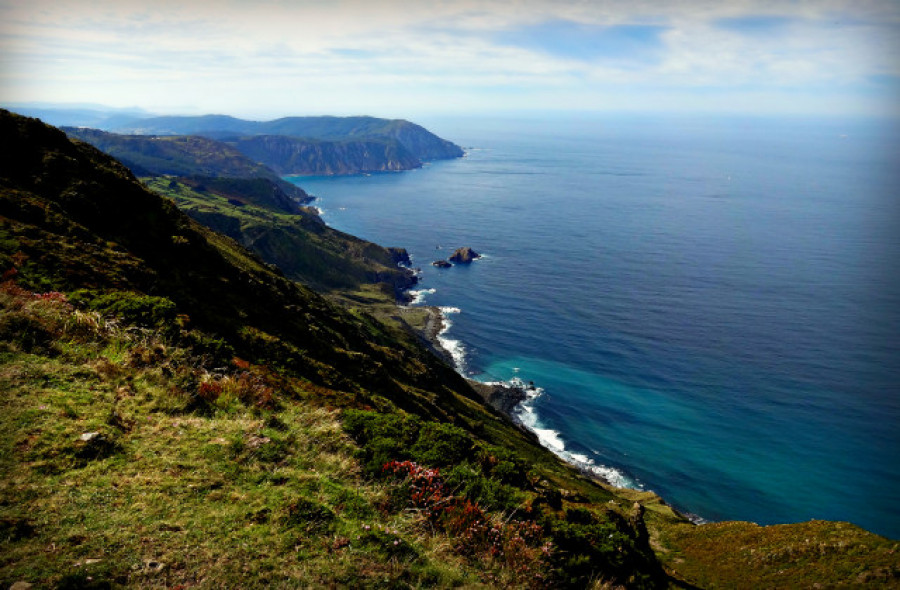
<box><xmin>432</xmin><ymin>260</ymin><xmax>452</xmax><ymax>268</ymax></box>
<box><xmin>448</xmin><ymin>247</ymin><xmax>480</xmax><ymax>264</ymax></box>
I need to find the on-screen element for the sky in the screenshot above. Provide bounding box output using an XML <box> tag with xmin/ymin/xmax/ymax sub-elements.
<box><xmin>1</xmin><ymin>0</ymin><xmax>898</xmax><ymax>119</ymax></box>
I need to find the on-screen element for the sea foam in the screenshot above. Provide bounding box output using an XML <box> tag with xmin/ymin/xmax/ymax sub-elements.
<box><xmin>436</xmin><ymin>306</ymin><xmax>467</xmax><ymax>373</ymax></box>
<box><xmin>504</xmin><ymin>377</ymin><xmax>641</xmax><ymax>490</ymax></box>
<box><xmin>406</xmin><ymin>288</ymin><xmax>436</xmax><ymax>305</ymax></box>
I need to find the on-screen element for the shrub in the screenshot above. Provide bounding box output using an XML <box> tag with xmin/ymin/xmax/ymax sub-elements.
<box><xmin>0</xmin><ymin>310</ymin><xmax>54</xmax><ymax>353</ymax></box>
<box><xmin>343</xmin><ymin>410</ymin><xmax>421</xmax><ymax>475</ymax></box>
<box><xmin>69</xmin><ymin>290</ymin><xmax>177</xmax><ymax>328</ymax></box>
<box><xmin>409</xmin><ymin>422</ymin><xmax>474</xmax><ymax>467</ymax></box>
<box><xmin>444</xmin><ymin>464</ymin><xmax>523</xmax><ymax>513</ymax></box>
<box><xmin>541</xmin><ymin>513</ymin><xmax>658</xmax><ymax>588</ymax></box>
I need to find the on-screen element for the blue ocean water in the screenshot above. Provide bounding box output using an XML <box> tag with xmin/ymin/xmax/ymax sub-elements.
<box><xmin>289</xmin><ymin>115</ymin><xmax>900</xmax><ymax>539</ymax></box>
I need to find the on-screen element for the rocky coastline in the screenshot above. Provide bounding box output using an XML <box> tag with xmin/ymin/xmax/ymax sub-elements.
<box><xmin>412</xmin><ymin>305</ymin><xmax>539</xmax><ymax>432</ymax></box>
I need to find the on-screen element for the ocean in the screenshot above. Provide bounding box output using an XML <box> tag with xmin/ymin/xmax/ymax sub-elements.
<box><xmin>288</xmin><ymin>114</ymin><xmax>900</xmax><ymax>539</ymax></box>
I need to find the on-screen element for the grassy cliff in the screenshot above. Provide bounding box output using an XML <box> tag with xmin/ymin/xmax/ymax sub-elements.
<box><xmin>142</xmin><ymin>177</ymin><xmax>416</xmax><ymax>300</ymax></box>
<box><xmin>61</xmin><ymin>128</ymin><xmax>310</xmax><ymax>211</ymax></box>
<box><xmin>1</xmin><ymin>110</ymin><xmax>896</xmax><ymax>588</ymax></box>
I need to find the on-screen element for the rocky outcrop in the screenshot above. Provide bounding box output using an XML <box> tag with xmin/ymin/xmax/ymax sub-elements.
<box><xmin>432</xmin><ymin>260</ymin><xmax>452</xmax><ymax>268</ymax></box>
<box><xmin>388</xmin><ymin>247</ymin><xmax>412</xmax><ymax>266</ymax></box>
<box><xmin>448</xmin><ymin>247</ymin><xmax>480</xmax><ymax>264</ymax></box>
<box><xmin>469</xmin><ymin>381</ymin><xmax>528</xmax><ymax>416</ymax></box>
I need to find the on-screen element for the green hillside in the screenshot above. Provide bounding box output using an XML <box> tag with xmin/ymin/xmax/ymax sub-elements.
<box><xmin>143</xmin><ymin>177</ymin><xmax>416</xmax><ymax>300</ymax></box>
<box><xmin>1</xmin><ymin>110</ymin><xmax>897</xmax><ymax>588</ymax></box>
<box><xmin>62</xmin><ymin>126</ymin><xmax>422</xmax><ymax>307</ymax></box>
<box><xmin>62</xmin><ymin>127</ymin><xmax>309</xmax><ymax>212</ymax></box>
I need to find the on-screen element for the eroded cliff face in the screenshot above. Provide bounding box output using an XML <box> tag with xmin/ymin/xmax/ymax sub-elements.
<box><xmin>230</xmin><ymin>135</ymin><xmax>422</xmax><ymax>175</ymax></box>
<box><xmin>380</xmin><ymin>119</ymin><xmax>465</xmax><ymax>160</ymax></box>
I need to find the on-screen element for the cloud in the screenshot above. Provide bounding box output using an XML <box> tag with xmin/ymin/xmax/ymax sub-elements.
<box><xmin>0</xmin><ymin>0</ymin><xmax>898</xmax><ymax>117</ymax></box>
<box><xmin>713</xmin><ymin>15</ymin><xmax>797</xmax><ymax>35</ymax></box>
<box><xmin>494</xmin><ymin>21</ymin><xmax>668</xmax><ymax>65</ymax></box>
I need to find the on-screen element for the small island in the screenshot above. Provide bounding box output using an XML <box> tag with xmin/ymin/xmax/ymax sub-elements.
<box><xmin>448</xmin><ymin>246</ymin><xmax>480</xmax><ymax>264</ymax></box>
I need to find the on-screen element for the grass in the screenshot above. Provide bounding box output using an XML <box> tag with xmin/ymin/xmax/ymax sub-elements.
<box><xmin>0</xmin><ymin>287</ymin><xmax>478</xmax><ymax>588</ymax></box>
<box><xmin>655</xmin><ymin>519</ymin><xmax>900</xmax><ymax>588</ymax></box>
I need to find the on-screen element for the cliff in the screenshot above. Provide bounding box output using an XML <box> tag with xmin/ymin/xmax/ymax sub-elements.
<box><xmin>230</xmin><ymin>135</ymin><xmax>422</xmax><ymax>175</ymax></box>
<box><xmin>1</xmin><ymin>110</ymin><xmax>895</xmax><ymax>589</ymax></box>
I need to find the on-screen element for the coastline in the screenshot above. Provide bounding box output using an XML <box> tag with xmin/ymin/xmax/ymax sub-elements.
<box><xmin>410</xmin><ymin>304</ymin><xmax>628</xmax><ymax>488</ymax></box>
<box><xmin>407</xmin><ymin>301</ymin><xmax>700</xmax><ymax>525</ymax></box>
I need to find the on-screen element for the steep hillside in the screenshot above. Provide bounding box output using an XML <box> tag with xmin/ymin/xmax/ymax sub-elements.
<box><xmin>62</xmin><ymin>127</ymin><xmax>309</xmax><ymax>212</ymax></box>
<box><xmin>143</xmin><ymin>177</ymin><xmax>416</xmax><ymax>299</ymax></box>
<box><xmin>0</xmin><ymin>108</ymin><xmax>670</xmax><ymax>589</ymax></box>
<box><xmin>61</xmin><ymin>128</ymin><xmax>420</xmax><ymax>300</ymax></box>
<box><xmin>2</xmin><ymin>110</ymin><xmax>896</xmax><ymax>588</ymax></box>
<box><xmin>231</xmin><ymin>135</ymin><xmax>422</xmax><ymax>175</ymax></box>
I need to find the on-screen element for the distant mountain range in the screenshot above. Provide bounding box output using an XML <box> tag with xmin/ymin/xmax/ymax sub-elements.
<box><xmin>8</xmin><ymin>104</ymin><xmax>465</xmax><ymax>176</ymax></box>
<box><xmin>114</xmin><ymin>114</ymin><xmax>463</xmax><ymax>159</ymax></box>
<box><xmin>113</xmin><ymin>114</ymin><xmax>464</xmax><ymax>175</ymax></box>
<box><xmin>62</xmin><ymin>127</ymin><xmax>310</xmax><ymax>211</ymax></box>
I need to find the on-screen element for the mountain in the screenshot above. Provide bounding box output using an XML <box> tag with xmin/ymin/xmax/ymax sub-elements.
<box><xmin>113</xmin><ymin>114</ymin><xmax>465</xmax><ymax>172</ymax></box>
<box><xmin>1</xmin><ymin>109</ymin><xmax>896</xmax><ymax>588</ymax></box>
<box><xmin>0</xmin><ymin>106</ymin><xmax>668</xmax><ymax>588</ymax></box>
<box><xmin>114</xmin><ymin>114</ymin><xmax>463</xmax><ymax>160</ymax></box>
<box><xmin>62</xmin><ymin>127</ymin><xmax>309</xmax><ymax>212</ymax></box>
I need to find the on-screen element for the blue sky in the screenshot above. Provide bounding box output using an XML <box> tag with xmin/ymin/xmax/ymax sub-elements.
<box><xmin>0</xmin><ymin>0</ymin><xmax>897</xmax><ymax>118</ymax></box>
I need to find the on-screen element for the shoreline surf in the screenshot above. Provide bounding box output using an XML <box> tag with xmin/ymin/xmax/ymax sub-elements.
<box><xmin>405</xmin><ymin>290</ymin><xmax>682</xmax><ymax>502</ymax></box>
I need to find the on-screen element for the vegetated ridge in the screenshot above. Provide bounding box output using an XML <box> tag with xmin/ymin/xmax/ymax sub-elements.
<box><xmin>113</xmin><ymin>114</ymin><xmax>465</xmax><ymax>175</ymax></box>
<box><xmin>62</xmin><ymin>126</ymin><xmax>418</xmax><ymax>300</ymax></box>
<box><xmin>1</xmin><ymin>109</ymin><xmax>897</xmax><ymax>588</ymax></box>
<box><xmin>62</xmin><ymin>127</ymin><xmax>309</xmax><ymax>212</ymax></box>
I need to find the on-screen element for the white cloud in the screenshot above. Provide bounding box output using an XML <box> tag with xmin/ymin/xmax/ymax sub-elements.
<box><xmin>1</xmin><ymin>0</ymin><xmax>897</xmax><ymax>116</ymax></box>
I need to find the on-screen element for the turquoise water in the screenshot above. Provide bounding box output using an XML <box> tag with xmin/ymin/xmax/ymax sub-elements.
<box><xmin>289</xmin><ymin>115</ymin><xmax>900</xmax><ymax>538</ymax></box>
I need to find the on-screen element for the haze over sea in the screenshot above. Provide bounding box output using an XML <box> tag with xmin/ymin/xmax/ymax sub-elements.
<box><xmin>290</xmin><ymin>115</ymin><xmax>900</xmax><ymax>539</ymax></box>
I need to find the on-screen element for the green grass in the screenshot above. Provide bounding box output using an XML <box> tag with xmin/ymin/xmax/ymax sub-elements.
<box><xmin>655</xmin><ymin>519</ymin><xmax>900</xmax><ymax>588</ymax></box>
<box><xmin>0</xmin><ymin>289</ymin><xmax>478</xmax><ymax>588</ymax></box>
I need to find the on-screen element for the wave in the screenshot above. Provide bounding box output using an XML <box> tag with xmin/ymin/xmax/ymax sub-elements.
<box><xmin>406</xmin><ymin>288</ymin><xmax>436</xmax><ymax>305</ymax></box>
<box><xmin>436</xmin><ymin>306</ymin><xmax>467</xmax><ymax>373</ymax></box>
<box><xmin>495</xmin><ymin>377</ymin><xmax>641</xmax><ymax>490</ymax></box>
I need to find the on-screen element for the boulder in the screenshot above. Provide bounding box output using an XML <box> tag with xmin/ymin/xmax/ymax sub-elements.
<box><xmin>432</xmin><ymin>260</ymin><xmax>452</xmax><ymax>268</ymax></box>
<box><xmin>448</xmin><ymin>247</ymin><xmax>480</xmax><ymax>264</ymax></box>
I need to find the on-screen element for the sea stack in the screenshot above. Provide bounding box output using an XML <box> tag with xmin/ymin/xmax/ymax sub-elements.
<box><xmin>448</xmin><ymin>247</ymin><xmax>480</xmax><ymax>264</ymax></box>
